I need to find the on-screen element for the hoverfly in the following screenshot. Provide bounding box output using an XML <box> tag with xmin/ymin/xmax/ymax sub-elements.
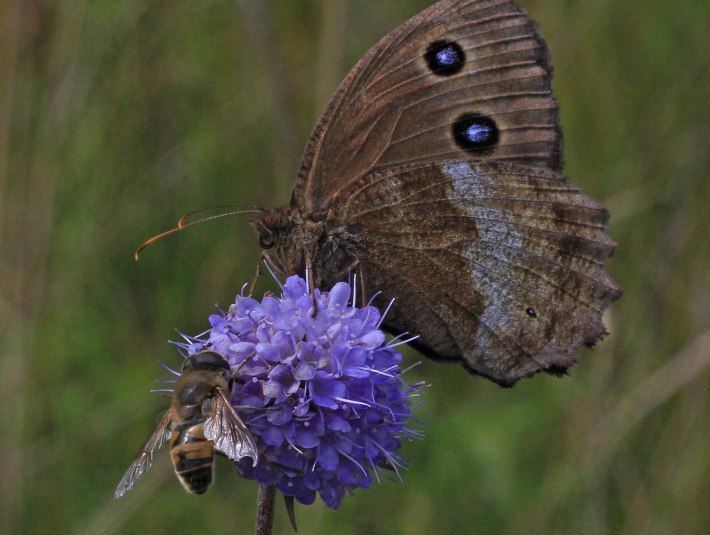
<box><xmin>114</xmin><ymin>350</ymin><xmax>258</xmax><ymax>497</ymax></box>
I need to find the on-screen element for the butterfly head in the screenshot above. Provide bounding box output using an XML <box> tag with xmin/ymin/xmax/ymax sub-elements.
<box><xmin>250</xmin><ymin>207</ymin><xmax>307</xmax><ymax>277</ymax></box>
<box><xmin>250</xmin><ymin>208</ymin><xmax>293</xmax><ymax>250</ymax></box>
<box><xmin>251</xmin><ymin>208</ymin><xmax>362</xmax><ymax>290</ymax></box>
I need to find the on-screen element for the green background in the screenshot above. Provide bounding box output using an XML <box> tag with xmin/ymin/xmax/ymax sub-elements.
<box><xmin>1</xmin><ymin>0</ymin><xmax>708</xmax><ymax>533</ymax></box>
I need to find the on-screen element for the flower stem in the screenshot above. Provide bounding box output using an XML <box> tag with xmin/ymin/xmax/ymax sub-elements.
<box><xmin>254</xmin><ymin>484</ymin><xmax>277</xmax><ymax>535</ymax></box>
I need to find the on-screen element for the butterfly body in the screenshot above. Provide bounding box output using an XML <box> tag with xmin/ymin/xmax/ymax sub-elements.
<box><xmin>254</xmin><ymin>206</ymin><xmax>363</xmax><ymax>290</ymax></box>
<box><xmin>251</xmin><ymin>0</ymin><xmax>621</xmax><ymax>387</ymax></box>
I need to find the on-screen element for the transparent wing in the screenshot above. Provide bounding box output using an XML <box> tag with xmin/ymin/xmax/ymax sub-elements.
<box><xmin>203</xmin><ymin>389</ymin><xmax>259</xmax><ymax>466</ymax></box>
<box><xmin>113</xmin><ymin>410</ymin><xmax>172</xmax><ymax>499</ymax></box>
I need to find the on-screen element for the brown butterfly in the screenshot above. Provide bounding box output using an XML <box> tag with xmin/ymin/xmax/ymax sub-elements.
<box><xmin>249</xmin><ymin>0</ymin><xmax>622</xmax><ymax>387</ymax></box>
<box><xmin>142</xmin><ymin>0</ymin><xmax>621</xmax><ymax>387</ymax></box>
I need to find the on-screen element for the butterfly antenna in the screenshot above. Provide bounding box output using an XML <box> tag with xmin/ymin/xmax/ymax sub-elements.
<box><xmin>134</xmin><ymin>205</ymin><xmax>262</xmax><ymax>261</ymax></box>
<box><xmin>176</xmin><ymin>205</ymin><xmax>260</xmax><ymax>229</ymax></box>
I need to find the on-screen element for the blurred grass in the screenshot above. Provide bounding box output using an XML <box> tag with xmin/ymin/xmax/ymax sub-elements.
<box><xmin>1</xmin><ymin>0</ymin><xmax>708</xmax><ymax>534</ymax></box>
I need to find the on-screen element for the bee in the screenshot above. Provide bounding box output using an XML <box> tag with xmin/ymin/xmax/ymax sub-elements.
<box><xmin>114</xmin><ymin>350</ymin><xmax>258</xmax><ymax>498</ymax></box>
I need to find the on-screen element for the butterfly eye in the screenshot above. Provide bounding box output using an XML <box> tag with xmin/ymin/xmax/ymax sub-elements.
<box><xmin>452</xmin><ymin>113</ymin><xmax>499</xmax><ymax>151</ymax></box>
<box><xmin>256</xmin><ymin>222</ymin><xmax>278</xmax><ymax>249</ymax></box>
<box><xmin>425</xmin><ymin>40</ymin><xmax>465</xmax><ymax>76</ymax></box>
<box><xmin>258</xmin><ymin>231</ymin><xmax>277</xmax><ymax>249</ymax></box>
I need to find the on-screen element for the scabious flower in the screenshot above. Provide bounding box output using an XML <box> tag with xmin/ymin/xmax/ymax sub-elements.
<box><xmin>179</xmin><ymin>275</ymin><xmax>424</xmax><ymax>509</ymax></box>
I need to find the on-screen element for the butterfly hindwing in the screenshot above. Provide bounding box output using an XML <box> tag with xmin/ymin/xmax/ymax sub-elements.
<box><xmin>341</xmin><ymin>160</ymin><xmax>620</xmax><ymax>385</ymax></box>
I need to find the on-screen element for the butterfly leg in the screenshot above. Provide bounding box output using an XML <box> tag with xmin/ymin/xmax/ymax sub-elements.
<box><xmin>306</xmin><ymin>254</ymin><xmax>318</xmax><ymax>315</ymax></box>
<box><xmin>296</xmin><ymin>226</ymin><xmax>319</xmax><ymax>315</ymax></box>
<box><xmin>355</xmin><ymin>265</ymin><xmax>367</xmax><ymax>308</ymax></box>
<box><xmin>329</xmin><ymin>261</ymin><xmax>364</xmax><ymax>304</ymax></box>
<box><xmin>249</xmin><ymin>251</ymin><xmax>285</xmax><ymax>296</ymax></box>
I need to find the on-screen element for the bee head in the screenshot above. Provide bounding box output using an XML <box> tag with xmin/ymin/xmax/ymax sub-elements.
<box><xmin>182</xmin><ymin>350</ymin><xmax>230</xmax><ymax>373</ymax></box>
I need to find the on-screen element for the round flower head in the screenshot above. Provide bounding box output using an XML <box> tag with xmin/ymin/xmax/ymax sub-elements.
<box><xmin>183</xmin><ymin>275</ymin><xmax>424</xmax><ymax>509</ymax></box>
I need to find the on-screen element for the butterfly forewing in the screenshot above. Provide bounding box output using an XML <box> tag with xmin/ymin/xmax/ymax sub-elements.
<box><xmin>203</xmin><ymin>389</ymin><xmax>259</xmax><ymax>465</ymax></box>
<box><xmin>294</xmin><ymin>0</ymin><xmax>560</xmax><ymax>213</ymax></box>
<box><xmin>114</xmin><ymin>411</ymin><xmax>172</xmax><ymax>499</ymax></box>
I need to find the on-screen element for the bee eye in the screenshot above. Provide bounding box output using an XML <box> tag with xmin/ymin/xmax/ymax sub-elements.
<box><xmin>179</xmin><ymin>403</ymin><xmax>200</xmax><ymax>420</ymax></box>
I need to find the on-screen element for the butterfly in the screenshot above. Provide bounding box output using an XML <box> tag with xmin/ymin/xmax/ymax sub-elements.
<box><xmin>191</xmin><ymin>0</ymin><xmax>622</xmax><ymax>387</ymax></box>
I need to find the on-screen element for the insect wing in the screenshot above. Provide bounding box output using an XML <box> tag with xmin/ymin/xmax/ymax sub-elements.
<box><xmin>203</xmin><ymin>389</ymin><xmax>259</xmax><ymax>466</ymax></box>
<box><xmin>282</xmin><ymin>0</ymin><xmax>621</xmax><ymax>385</ymax></box>
<box><xmin>342</xmin><ymin>161</ymin><xmax>621</xmax><ymax>385</ymax></box>
<box><xmin>114</xmin><ymin>410</ymin><xmax>172</xmax><ymax>498</ymax></box>
<box><xmin>293</xmin><ymin>0</ymin><xmax>561</xmax><ymax>212</ymax></box>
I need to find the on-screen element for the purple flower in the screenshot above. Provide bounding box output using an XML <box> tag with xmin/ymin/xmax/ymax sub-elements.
<box><xmin>181</xmin><ymin>275</ymin><xmax>424</xmax><ymax>509</ymax></box>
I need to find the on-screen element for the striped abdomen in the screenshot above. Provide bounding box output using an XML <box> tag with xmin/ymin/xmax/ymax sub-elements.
<box><xmin>170</xmin><ymin>421</ymin><xmax>214</xmax><ymax>494</ymax></box>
